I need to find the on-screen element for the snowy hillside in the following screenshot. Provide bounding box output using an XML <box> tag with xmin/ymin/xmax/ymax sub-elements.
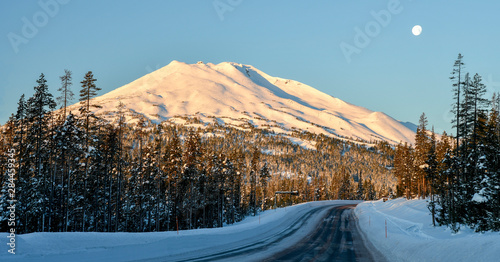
<box><xmin>67</xmin><ymin>61</ymin><xmax>416</xmax><ymax>144</ymax></box>
<box><xmin>355</xmin><ymin>199</ymin><xmax>500</xmax><ymax>262</ymax></box>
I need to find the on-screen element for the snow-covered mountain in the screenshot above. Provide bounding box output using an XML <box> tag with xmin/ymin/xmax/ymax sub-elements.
<box><xmin>70</xmin><ymin>61</ymin><xmax>415</xmax><ymax>144</ymax></box>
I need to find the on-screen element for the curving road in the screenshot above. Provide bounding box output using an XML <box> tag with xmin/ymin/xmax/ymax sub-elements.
<box><xmin>163</xmin><ymin>203</ymin><xmax>385</xmax><ymax>262</ymax></box>
<box><xmin>263</xmin><ymin>204</ymin><xmax>385</xmax><ymax>262</ymax></box>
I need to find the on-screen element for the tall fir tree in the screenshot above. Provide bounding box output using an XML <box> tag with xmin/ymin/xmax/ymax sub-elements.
<box><xmin>25</xmin><ymin>73</ymin><xmax>56</xmax><ymax>232</ymax></box>
<box><xmin>57</xmin><ymin>69</ymin><xmax>73</xmax><ymax>119</ymax></box>
<box><xmin>425</xmin><ymin>127</ymin><xmax>438</xmax><ymax>226</ymax></box>
<box><xmin>415</xmin><ymin>113</ymin><xmax>430</xmax><ymax>198</ymax></box>
<box><xmin>450</xmin><ymin>53</ymin><xmax>465</xmax><ymax>160</ymax></box>
<box><xmin>78</xmin><ymin>71</ymin><xmax>101</xmax><ymax>231</ymax></box>
<box><xmin>164</xmin><ymin>127</ymin><xmax>183</xmax><ymax>231</ymax></box>
<box><xmin>260</xmin><ymin>161</ymin><xmax>271</xmax><ymax>210</ymax></box>
<box><xmin>52</xmin><ymin>112</ymin><xmax>85</xmax><ymax>232</ymax></box>
<box><xmin>182</xmin><ymin>129</ymin><xmax>203</xmax><ymax>229</ymax></box>
<box><xmin>249</xmin><ymin>147</ymin><xmax>260</xmax><ymax>216</ymax></box>
<box><xmin>356</xmin><ymin>171</ymin><xmax>364</xmax><ymax>200</ymax></box>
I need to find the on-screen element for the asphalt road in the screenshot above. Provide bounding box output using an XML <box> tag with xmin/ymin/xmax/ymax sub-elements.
<box><xmin>263</xmin><ymin>204</ymin><xmax>385</xmax><ymax>262</ymax></box>
<box><xmin>167</xmin><ymin>203</ymin><xmax>385</xmax><ymax>262</ymax></box>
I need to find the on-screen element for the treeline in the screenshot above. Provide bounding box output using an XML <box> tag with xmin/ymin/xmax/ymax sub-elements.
<box><xmin>0</xmin><ymin>70</ymin><xmax>393</xmax><ymax>234</ymax></box>
<box><xmin>394</xmin><ymin>54</ymin><xmax>500</xmax><ymax>232</ymax></box>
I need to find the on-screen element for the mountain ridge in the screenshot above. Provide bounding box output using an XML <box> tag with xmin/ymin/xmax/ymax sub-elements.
<box><xmin>68</xmin><ymin>60</ymin><xmax>416</xmax><ymax>144</ymax></box>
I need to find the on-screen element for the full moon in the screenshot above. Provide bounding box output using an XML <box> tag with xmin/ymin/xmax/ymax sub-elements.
<box><xmin>412</xmin><ymin>25</ymin><xmax>422</xmax><ymax>36</ymax></box>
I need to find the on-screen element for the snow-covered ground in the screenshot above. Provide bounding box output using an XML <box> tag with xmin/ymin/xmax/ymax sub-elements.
<box><xmin>1</xmin><ymin>201</ymin><xmax>359</xmax><ymax>262</ymax></box>
<box><xmin>355</xmin><ymin>198</ymin><xmax>500</xmax><ymax>262</ymax></box>
<box><xmin>5</xmin><ymin>199</ymin><xmax>497</xmax><ymax>261</ymax></box>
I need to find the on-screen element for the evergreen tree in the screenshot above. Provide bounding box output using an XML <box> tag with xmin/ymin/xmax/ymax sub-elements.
<box><xmin>450</xmin><ymin>53</ymin><xmax>465</xmax><ymax>160</ymax></box>
<box><xmin>338</xmin><ymin>168</ymin><xmax>352</xmax><ymax>200</ymax></box>
<box><xmin>182</xmin><ymin>129</ymin><xmax>203</xmax><ymax>229</ymax></box>
<box><xmin>57</xmin><ymin>69</ymin><xmax>73</xmax><ymax>119</ymax></box>
<box><xmin>365</xmin><ymin>178</ymin><xmax>377</xmax><ymax>200</ymax></box>
<box><xmin>394</xmin><ymin>143</ymin><xmax>416</xmax><ymax>199</ymax></box>
<box><xmin>113</xmin><ymin>101</ymin><xmax>126</xmax><ymax>231</ymax></box>
<box><xmin>469</xmin><ymin>74</ymin><xmax>489</xmax><ymax>154</ymax></box>
<box><xmin>249</xmin><ymin>147</ymin><xmax>260</xmax><ymax>216</ymax></box>
<box><xmin>426</xmin><ymin>127</ymin><xmax>438</xmax><ymax>226</ymax></box>
<box><xmin>25</xmin><ymin>73</ymin><xmax>56</xmax><ymax>232</ymax></box>
<box><xmin>164</xmin><ymin>127</ymin><xmax>183</xmax><ymax>231</ymax></box>
<box><xmin>260</xmin><ymin>161</ymin><xmax>271</xmax><ymax>210</ymax></box>
<box><xmin>468</xmin><ymin>98</ymin><xmax>500</xmax><ymax>231</ymax></box>
<box><xmin>432</xmin><ymin>55</ymin><xmax>500</xmax><ymax>232</ymax></box>
<box><xmin>78</xmin><ymin>71</ymin><xmax>101</xmax><ymax>231</ymax></box>
<box><xmin>415</xmin><ymin>113</ymin><xmax>430</xmax><ymax>198</ymax></box>
<box><xmin>12</xmin><ymin>95</ymin><xmax>27</xmax><ymax>231</ymax></box>
<box><xmin>151</xmin><ymin>124</ymin><xmax>166</xmax><ymax>232</ymax></box>
<box><xmin>356</xmin><ymin>172</ymin><xmax>364</xmax><ymax>200</ymax></box>
<box><xmin>52</xmin><ymin>112</ymin><xmax>85</xmax><ymax>232</ymax></box>
<box><xmin>222</xmin><ymin>155</ymin><xmax>238</xmax><ymax>225</ymax></box>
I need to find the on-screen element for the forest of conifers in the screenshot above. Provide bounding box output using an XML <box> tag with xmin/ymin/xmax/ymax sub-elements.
<box><xmin>0</xmin><ymin>72</ymin><xmax>390</xmax><ymax>234</ymax></box>
<box><xmin>393</xmin><ymin>54</ymin><xmax>500</xmax><ymax>232</ymax></box>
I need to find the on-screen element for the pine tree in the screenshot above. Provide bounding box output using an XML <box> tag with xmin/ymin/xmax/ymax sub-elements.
<box><xmin>52</xmin><ymin>112</ymin><xmax>85</xmax><ymax>232</ymax></box>
<box><xmin>249</xmin><ymin>147</ymin><xmax>260</xmax><ymax>216</ymax></box>
<box><xmin>432</xmin><ymin>132</ymin><xmax>453</xmax><ymax>227</ymax></box>
<box><xmin>434</xmin><ymin>56</ymin><xmax>500</xmax><ymax>231</ymax></box>
<box><xmin>222</xmin><ymin>155</ymin><xmax>238</xmax><ymax>225</ymax></box>
<box><xmin>260</xmin><ymin>161</ymin><xmax>271</xmax><ymax>210</ymax></box>
<box><xmin>338</xmin><ymin>167</ymin><xmax>352</xmax><ymax>200</ymax></box>
<box><xmin>151</xmin><ymin>124</ymin><xmax>166</xmax><ymax>232</ymax></box>
<box><xmin>113</xmin><ymin>101</ymin><xmax>126</xmax><ymax>231</ymax></box>
<box><xmin>450</xmin><ymin>53</ymin><xmax>465</xmax><ymax>160</ymax></box>
<box><xmin>468</xmin><ymin>96</ymin><xmax>500</xmax><ymax>231</ymax></box>
<box><xmin>57</xmin><ymin>69</ymin><xmax>73</xmax><ymax>119</ymax></box>
<box><xmin>226</xmin><ymin>149</ymin><xmax>242</xmax><ymax>224</ymax></box>
<box><xmin>365</xmin><ymin>178</ymin><xmax>377</xmax><ymax>200</ymax></box>
<box><xmin>182</xmin><ymin>129</ymin><xmax>203</xmax><ymax>229</ymax></box>
<box><xmin>78</xmin><ymin>71</ymin><xmax>101</xmax><ymax>231</ymax></box>
<box><xmin>415</xmin><ymin>113</ymin><xmax>430</xmax><ymax>198</ymax></box>
<box><xmin>483</xmin><ymin>106</ymin><xmax>500</xmax><ymax>230</ymax></box>
<box><xmin>12</xmin><ymin>95</ymin><xmax>27</xmax><ymax>232</ymax></box>
<box><xmin>426</xmin><ymin>127</ymin><xmax>438</xmax><ymax>226</ymax></box>
<box><xmin>25</xmin><ymin>73</ymin><xmax>56</xmax><ymax>232</ymax></box>
<box><xmin>356</xmin><ymin>171</ymin><xmax>364</xmax><ymax>200</ymax></box>
<box><xmin>469</xmin><ymin>74</ymin><xmax>489</xmax><ymax>155</ymax></box>
<box><xmin>164</xmin><ymin>127</ymin><xmax>183</xmax><ymax>231</ymax></box>
<box><xmin>394</xmin><ymin>142</ymin><xmax>416</xmax><ymax>199</ymax></box>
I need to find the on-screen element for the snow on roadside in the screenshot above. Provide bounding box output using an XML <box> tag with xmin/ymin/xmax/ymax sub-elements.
<box><xmin>0</xmin><ymin>201</ymin><xmax>354</xmax><ymax>262</ymax></box>
<box><xmin>355</xmin><ymin>198</ymin><xmax>500</xmax><ymax>262</ymax></box>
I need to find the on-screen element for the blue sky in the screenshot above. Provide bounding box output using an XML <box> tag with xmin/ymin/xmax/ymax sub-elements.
<box><xmin>1</xmin><ymin>0</ymin><xmax>499</xmax><ymax>134</ymax></box>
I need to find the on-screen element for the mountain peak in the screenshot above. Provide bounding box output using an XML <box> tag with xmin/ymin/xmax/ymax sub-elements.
<box><xmin>73</xmin><ymin>60</ymin><xmax>415</xmax><ymax>144</ymax></box>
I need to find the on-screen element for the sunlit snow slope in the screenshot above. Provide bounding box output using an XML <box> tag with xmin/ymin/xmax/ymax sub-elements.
<box><xmin>70</xmin><ymin>61</ymin><xmax>415</xmax><ymax>144</ymax></box>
